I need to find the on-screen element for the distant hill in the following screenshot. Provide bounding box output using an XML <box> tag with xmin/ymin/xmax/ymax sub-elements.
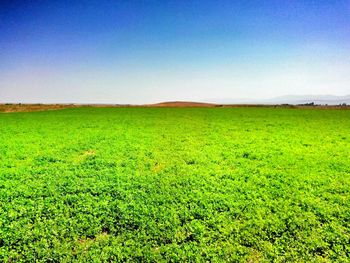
<box><xmin>150</xmin><ymin>101</ymin><xmax>216</xmax><ymax>107</ymax></box>
<box><xmin>212</xmin><ymin>95</ymin><xmax>350</xmax><ymax>105</ymax></box>
<box><xmin>263</xmin><ymin>95</ymin><xmax>350</xmax><ymax>105</ymax></box>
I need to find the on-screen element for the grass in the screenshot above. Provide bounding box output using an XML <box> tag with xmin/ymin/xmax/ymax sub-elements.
<box><xmin>0</xmin><ymin>107</ymin><xmax>349</xmax><ymax>262</ymax></box>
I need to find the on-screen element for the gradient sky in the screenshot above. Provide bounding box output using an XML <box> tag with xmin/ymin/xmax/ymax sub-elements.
<box><xmin>1</xmin><ymin>0</ymin><xmax>349</xmax><ymax>104</ymax></box>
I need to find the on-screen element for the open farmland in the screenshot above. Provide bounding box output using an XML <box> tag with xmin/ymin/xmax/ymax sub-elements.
<box><xmin>0</xmin><ymin>107</ymin><xmax>349</xmax><ymax>262</ymax></box>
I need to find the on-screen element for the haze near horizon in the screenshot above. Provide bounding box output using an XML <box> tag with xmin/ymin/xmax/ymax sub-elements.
<box><xmin>1</xmin><ymin>1</ymin><xmax>349</xmax><ymax>104</ymax></box>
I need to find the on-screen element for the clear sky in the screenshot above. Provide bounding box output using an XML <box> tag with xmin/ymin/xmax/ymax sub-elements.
<box><xmin>1</xmin><ymin>0</ymin><xmax>349</xmax><ymax>104</ymax></box>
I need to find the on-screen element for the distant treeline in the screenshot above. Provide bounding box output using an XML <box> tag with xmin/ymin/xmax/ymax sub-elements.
<box><xmin>297</xmin><ymin>102</ymin><xmax>347</xmax><ymax>106</ymax></box>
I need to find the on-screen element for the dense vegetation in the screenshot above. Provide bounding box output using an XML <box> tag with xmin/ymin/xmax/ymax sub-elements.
<box><xmin>0</xmin><ymin>107</ymin><xmax>349</xmax><ymax>262</ymax></box>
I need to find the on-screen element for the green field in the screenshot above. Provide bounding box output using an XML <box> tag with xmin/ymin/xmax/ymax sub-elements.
<box><xmin>0</xmin><ymin>107</ymin><xmax>349</xmax><ymax>262</ymax></box>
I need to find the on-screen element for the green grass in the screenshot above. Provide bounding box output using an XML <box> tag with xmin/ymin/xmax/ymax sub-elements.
<box><xmin>0</xmin><ymin>107</ymin><xmax>349</xmax><ymax>262</ymax></box>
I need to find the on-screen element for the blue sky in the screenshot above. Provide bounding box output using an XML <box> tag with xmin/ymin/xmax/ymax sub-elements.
<box><xmin>1</xmin><ymin>0</ymin><xmax>349</xmax><ymax>103</ymax></box>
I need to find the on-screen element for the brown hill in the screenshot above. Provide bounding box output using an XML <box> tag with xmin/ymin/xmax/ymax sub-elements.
<box><xmin>150</xmin><ymin>101</ymin><xmax>217</xmax><ymax>107</ymax></box>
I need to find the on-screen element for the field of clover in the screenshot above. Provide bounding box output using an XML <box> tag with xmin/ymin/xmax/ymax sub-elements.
<box><xmin>0</xmin><ymin>107</ymin><xmax>349</xmax><ymax>262</ymax></box>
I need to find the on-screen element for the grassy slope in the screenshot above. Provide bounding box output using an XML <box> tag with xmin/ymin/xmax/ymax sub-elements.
<box><xmin>0</xmin><ymin>107</ymin><xmax>349</xmax><ymax>262</ymax></box>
